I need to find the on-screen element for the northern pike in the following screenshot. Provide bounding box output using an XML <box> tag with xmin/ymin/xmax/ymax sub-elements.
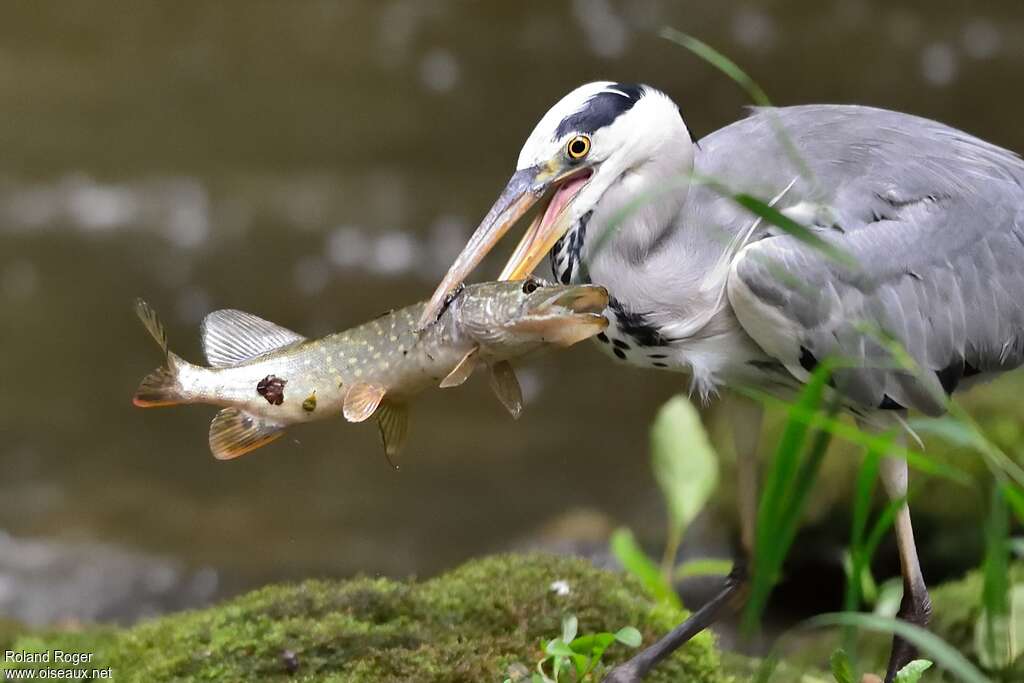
<box><xmin>132</xmin><ymin>278</ymin><xmax>608</xmax><ymax>460</ymax></box>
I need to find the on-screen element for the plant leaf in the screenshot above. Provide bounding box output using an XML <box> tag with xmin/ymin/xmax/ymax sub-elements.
<box><xmin>893</xmin><ymin>659</ymin><xmax>933</xmax><ymax>683</ymax></box>
<box><xmin>829</xmin><ymin>648</ymin><xmax>854</xmax><ymax>683</ymax></box>
<box><xmin>651</xmin><ymin>395</ymin><xmax>719</xmax><ymax>549</ymax></box>
<box><xmin>561</xmin><ymin>615</ymin><xmax>578</xmax><ymax>644</ymax></box>
<box><xmin>614</xmin><ymin>627</ymin><xmax>642</xmax><ymax>648</ymax></box>
<box><xmin>545</xmin><ymin>639</ymin><xmax>574</xmax><ymax>658</ymax></box>
<box><xmin>673</xmin><ymin>557</ymin><xmax>733</xmax><ymax>581</ymax></box>
<box><xmin>569</xmin><ymin>632</ymin><xmax>614</xmax><ymax>655</ymax></box>
<box><xmin>610</xmin><ymin>528</ymin><xmax>682</xmax><ymax>611</ymax></box>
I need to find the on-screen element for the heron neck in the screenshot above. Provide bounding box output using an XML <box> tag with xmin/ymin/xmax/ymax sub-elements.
<box><xmin>581</xmin><ymin>134</ymin><xmax>693</xmax><ymax>270</ymax></box>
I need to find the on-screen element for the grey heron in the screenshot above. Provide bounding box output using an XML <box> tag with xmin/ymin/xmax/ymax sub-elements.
<box><xmin>421</xmin><ymin>81</ymin><xmax>1024</xmax><ymax>682</ymax></box>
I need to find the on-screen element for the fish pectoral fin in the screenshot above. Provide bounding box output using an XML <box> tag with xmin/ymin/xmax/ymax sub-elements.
<box><xmin>439</xmin><ymin>347</ymin><xmax>479</xmax><ymax>388</ymax></box>
<box><xmin>376</xmin><ymin>402</ymin><xmax>409</xmax><ymax>458</ymax></box>
<box><xmin>343</xmin><ymin>382</ymin><xmax>387</xmax><ymax>422</ymax></box>
<box><xmin>489</xmin><ymin>361</ymin><xmax>524</xmax><ymax>419</ymax></box>
<box><xmin>209</xmin><ymin>408</ymin><xmax>285</xmax><ymax>460</ymax></box>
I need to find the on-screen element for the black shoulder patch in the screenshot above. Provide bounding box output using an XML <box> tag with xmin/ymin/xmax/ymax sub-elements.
<box><xmin>609</xmin><ymin>296</ymin><xmax>667</xmax><ymax>347</ymax></box>
<box><xmin>878</xmin><ymin>394</ymin><xmax>905</xmax><ymax>411</ymax></box>
<box><xmin>554</xmin><ymin>83</ymin><xmax>645</xmax><ymax>139</ymax></box>
<box><xmin>798</xmin><ymin>346</ymin><xmax>818</xmax><ymax>373</ymax></box>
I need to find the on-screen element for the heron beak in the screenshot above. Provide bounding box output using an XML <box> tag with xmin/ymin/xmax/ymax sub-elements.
<box><xmin>419</xmin><ymin>163</ymin><xmax>591</xmax><ymax>328</ymax></box>
<box><xmin>498</xmin><ymin>168</ymin><xmax>591</xmax><ymax>281</ymax></box>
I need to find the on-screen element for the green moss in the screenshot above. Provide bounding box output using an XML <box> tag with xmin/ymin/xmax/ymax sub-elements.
<box><xmin>2</xmin><ymin>554</ymin><xmax>728</xmax><ymax>682</ymax></box>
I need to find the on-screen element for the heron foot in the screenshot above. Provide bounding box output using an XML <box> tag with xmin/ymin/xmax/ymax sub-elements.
<box><xmin>883</xmin><ymin>579</ymin><xmax>932</xmax><ymax>682</ymax></box>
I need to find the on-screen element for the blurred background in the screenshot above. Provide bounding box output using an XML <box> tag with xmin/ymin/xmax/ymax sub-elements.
<box><xmin>2</xmin><ymin>0</ymin><xmax>1023</xmax><ymax>635</ymax></box>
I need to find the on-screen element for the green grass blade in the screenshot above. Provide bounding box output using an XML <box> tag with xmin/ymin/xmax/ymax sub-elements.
<box><xmin>739</xmin><ymin>387</ymin><xmax>972</xmax><ymax>486</ymax></box>
<box><xmin>803</xmin><ymin>613</ymin><xmax>991</xmax><ymax>683</ymax></box>
<box><xmin>980</xmin><ymin>486</ymin><xmax>1010</xmax><ymax>662</ymax></box>
<box><xmin>659</xmin><ymin>28</ymin><xmax>771</xmax><ymax>106</ymax></box>
<box><xmin>845</xmin><ymin>445</ymin><xmax>883</xmax><ymax>612</ymax></box>
<box><xmin>744</xmin><ymin>362</ymin><xmax>834</xmax><ymax>633</ymax></box>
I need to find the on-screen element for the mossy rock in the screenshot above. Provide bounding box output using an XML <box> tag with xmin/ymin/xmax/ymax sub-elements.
<box><xmin>2</xmin><ymin>554</ymin><xmax>728</xmax><ymax>682</ymax></box>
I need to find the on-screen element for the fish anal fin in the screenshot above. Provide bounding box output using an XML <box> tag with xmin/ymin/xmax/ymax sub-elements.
<box><xmin>201</xmin><ymin>309</ymin><xmax>306</xmax><ymax>368</ymax></box>
<box><xmin>489</xmin><ymin>361</ymin><xmax>523</xmax><ymax>419</ymax></box>
<box><xmin>209</xmin><ymin>408</ymin><xmax>284</xmax><ymax>460</ymax></box>
<box><xmin>376</xmin><ymin>402</ymin><xmax>409</xmax><ymax>458</ymax></box>
<box><xmin>343</xmin><ymin>383</ymin><xmax>387</xmax><ymax>422</ymax></box>
<box><xmin>439</xmin><ymin>347</ymin><xmax>479</xmax><ymax>388</ymax></box>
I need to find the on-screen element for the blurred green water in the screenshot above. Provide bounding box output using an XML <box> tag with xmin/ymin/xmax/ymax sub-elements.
<box><xmin>2</xmin><ymin>1</ymin><xmax>1023</xmax><ymax>618</ymax></box>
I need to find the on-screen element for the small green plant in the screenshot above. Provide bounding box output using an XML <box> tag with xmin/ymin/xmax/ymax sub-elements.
<box><xmin>503</xmin><ymin>615</ymin><xmax>642</xmax><ymax>683</ymax></box>
<box><xmin>609</xmin><ymin>396</ymin><xmax>729</xmax><ymax>612</ymax></box>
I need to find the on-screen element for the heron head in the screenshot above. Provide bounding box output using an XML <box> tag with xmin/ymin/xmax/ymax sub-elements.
<box><xmin>420</xmin><ymin>82</ymin><xmax>693</xmax><ymax>326</ymax></box>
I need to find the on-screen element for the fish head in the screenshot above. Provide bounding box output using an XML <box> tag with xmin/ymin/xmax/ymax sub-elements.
<box><xmin>453</xmin><ymin>278</ymin><xmax>609</xmax><ymax>353</ymax></box>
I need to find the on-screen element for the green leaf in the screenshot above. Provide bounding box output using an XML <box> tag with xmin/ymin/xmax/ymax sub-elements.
<box><xmin>561</xmin><ymin>615</ymin><xmax>578</xmax><ymax>645</ymax></box>
<box><xmin>893</xmin><ymin>659</ymin><xmax>933</xmax><ymax>683</ymax></box>
<box><xmin>545</xmin><ymin>638</ymin><xmax>574</xmax><ymax>658</ymax></box>
<box><xmin>651</xmin><ymin>395</ymin><xmax>719</xmax><ymax>546</ymax></box>
<box><xmin>614</xmin><ymin>626</ymin><xmax>642</xmax><ymax>648</ymax></box>
<box><xmin>569</xmin><ymin>632</ymin><xmax>614</xmax><ymax>655</ymax></box>
<box><xmin>673</xmin><ymin>557</ymin><xmax>733</xmax><ymax>581</ymax></box>
<box><xmin>610</xmin><ymin>528</ymin><xmax>682</xmax><ymax>611</ymax></box>
<box><xmin>829</xmin><ymin>648</ymin><xmax>854</xmax><ymax>683</ymax></box>
<box><xmin>873</xmin><ymin>578</ymin><xmax>904</xmax><ymax>619</ymax></box>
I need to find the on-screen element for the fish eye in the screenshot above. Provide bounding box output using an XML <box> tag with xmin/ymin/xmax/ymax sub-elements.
<box><xmin>566</xmin><ymin>135</ymin><xmax>590</xmax><ymax>160</ymax></box>
<box><xmin>522</xmin><ymin>278</ymin><xmax>541</xmax><ymax>294</ymax></box>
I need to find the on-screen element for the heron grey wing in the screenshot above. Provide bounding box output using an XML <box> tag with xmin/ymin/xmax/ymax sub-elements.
<box><xmin>694</xmin><ymin>104</ymin><xmax>1024</xmax><ymax>235</ymax></box>
<box><xmin>726</xmin><ymin>186</ymin><xmax>1024</xmax><ymax>416</ymax></box>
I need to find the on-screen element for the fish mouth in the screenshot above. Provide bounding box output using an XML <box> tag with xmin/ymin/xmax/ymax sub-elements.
<box><xmin>534</xmin><ymin>284</ymin><xmax>609</xmax><ymax>315</ymax></box>
<box><xmin>514</xmin><ymin>284</ymin><xmax>609</xmax><ymax>347</ymax></box>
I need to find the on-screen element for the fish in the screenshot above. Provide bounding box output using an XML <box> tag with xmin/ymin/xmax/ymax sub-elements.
<box><xmin>132</xmin><ymin>278</ymin><xmax>608</xmax><ymax>461</ymax></box>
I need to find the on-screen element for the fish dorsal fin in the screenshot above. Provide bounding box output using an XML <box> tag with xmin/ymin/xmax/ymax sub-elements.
<box><xmin>439</xmin><ymin>347</ymin><xmax>479</xmax><ymax>388</ymax></box>
<box><xmin>376</xmin><ymin>402</ymin><xmax>409</xmax><ymax>460</ymax></box>
<box><xmin>201</xmin><ymin>309</ymin><xmax>306</xmax><ymax>367</ymax></box>
<box><xmin>489</xmin><ymin>361</ymin><xmax>523</xmax><ymax>419</ymax></box>
<box><xmin>209</xmin><ymin>408</ymin><xmax>285</xmax><ymax>460</ymax></box>
<box><xmin>343</xmin><ymin>382</ymin><xmax>387</xmax><ymax>422</ymax></box>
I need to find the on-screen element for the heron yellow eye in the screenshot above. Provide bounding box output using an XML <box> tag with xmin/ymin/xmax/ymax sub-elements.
<box><xmin>566</xmin><ymin>135</ymin><xmax>591</xmax><ymax>160</ymax></box>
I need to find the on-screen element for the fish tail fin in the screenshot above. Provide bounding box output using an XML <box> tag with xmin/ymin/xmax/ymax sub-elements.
<box><xmin>133</xmin><ymin>298</ymin><xmax>187</xmax><ymax>408</ymax></box>
<box><xmin>133</xmin><ymin>362</ymin><xmax>185</xmax><ymax>407</ymax></box>
<box><xmin>135</xmin><ymin>298</ymin><xmax>169</xmax><ymax>358</ymax></box>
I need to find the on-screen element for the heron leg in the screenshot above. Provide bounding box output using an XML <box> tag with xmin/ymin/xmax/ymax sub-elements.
<box><xmin>879</xmin><ymin>450</ymin><xmax>932</xmax><ymax>682</ymax></box>
<box><xmin>602</xmin><ymin>396</ymin><xmax>762</xmax><ymax>683</ymax></box>
<box><xmin>602</xmin><ymin>563</ymin><xmax>749</xmax><ymax>683</ymax></box>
